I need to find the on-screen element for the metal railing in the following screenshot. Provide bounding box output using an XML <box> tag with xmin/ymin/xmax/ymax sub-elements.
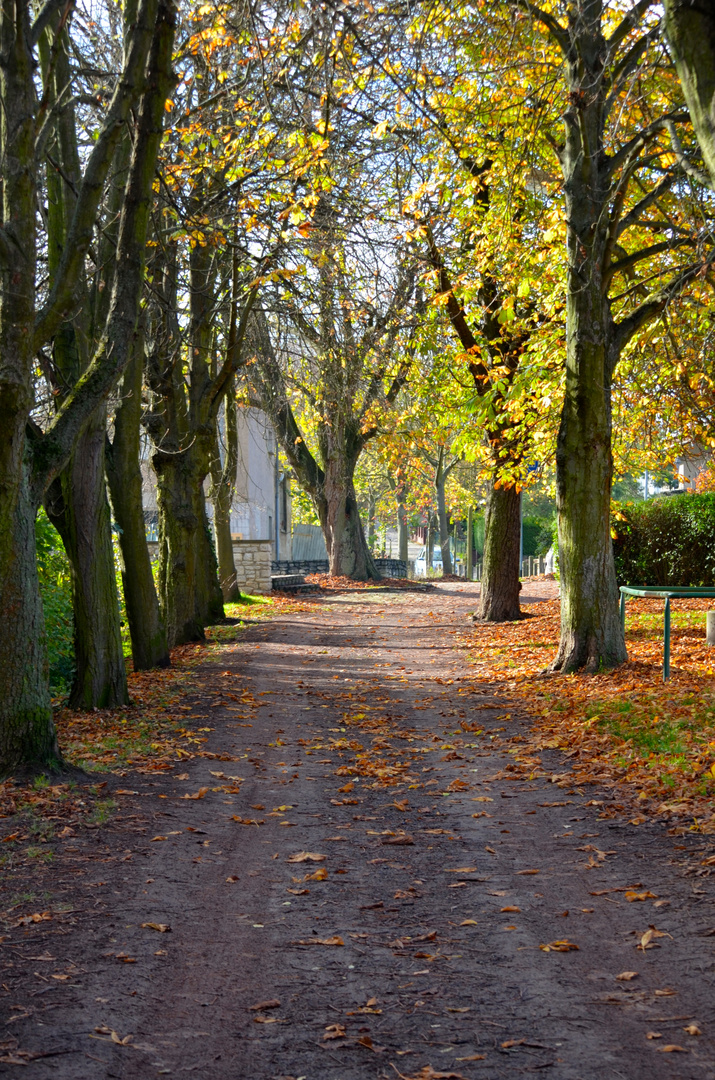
<box><xmin>620</xmin><ymin>584</ymin><xmax>715</xmax><ymax>680</ymax></box>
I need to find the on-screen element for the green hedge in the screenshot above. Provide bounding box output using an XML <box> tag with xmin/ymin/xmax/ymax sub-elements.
<box><xmin>612</xmin><ymin>493</ymin><xmax>715</xmax><ymax>586</ymax></box>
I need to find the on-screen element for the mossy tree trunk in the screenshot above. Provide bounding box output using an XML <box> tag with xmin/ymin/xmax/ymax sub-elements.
<box><xmin>106</xmin><ymin>333</ymin><xmax>170</xmax><ymax>670</ymax></box>
<box><xmin>478</xmin><ymin>480</ymin><xmax>521</xmax><ymax>621</ymax></box>
<box><xmin>42</xmin><ymin>29</ymin><xmax>128</xmax><ymax>708</ymax></box>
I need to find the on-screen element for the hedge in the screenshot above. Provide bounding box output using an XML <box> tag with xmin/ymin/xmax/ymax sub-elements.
<box><xmin>612</xmin><ymin>493</ymin><xmax>715</xmax><ymax>586</ymax></box>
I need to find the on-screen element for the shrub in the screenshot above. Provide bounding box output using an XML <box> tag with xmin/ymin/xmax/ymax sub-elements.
<box><xmin>36</xmin><ymin>509</ymin><xmax>74</xmax><ymax>696</ymax></box>
<box><xmin>612</xmin><ymin>493</ymin><xmax>715</xmax><ymax>586</ymax></box>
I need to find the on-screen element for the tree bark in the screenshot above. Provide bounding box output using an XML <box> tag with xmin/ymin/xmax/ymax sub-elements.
<box><xmin>45</xmin><ymin>408</ymin><xmax>129</xmax><ymax>708</ymax></box>
<box><xmin>106</xmin><ymin>335</ymin><xmax>170</xmax><ymax>670</ymax></box>
<box><xmin>154</xmin><ymin>445</ymin><xmax>224</xmax><ymax>645</ymax></box>
<box><xmin>321</xmin><ymin>459</ymin><xmax>379</xmax><ymax>579</ymax></box>
<box><xmin>478</xmin><ymin>481</ymin><xmax>522</xmax><ymax>621</ymax></box>
<box><xmin>664</xmin><ymin>0</ymin><xmax>715</xmax><ymax>188</ymax></box>
<box><xmin>209</xmin><ymin>390</ymin><xmax>241</xmax><ymax>603</ymax></box>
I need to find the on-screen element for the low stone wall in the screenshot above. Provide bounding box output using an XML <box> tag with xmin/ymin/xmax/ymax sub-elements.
<box><xmin>146</xmin><ymin>539</ymin><xmax>273</xmax><ymax>596</ymax></box>
<box><xmin>232</xmin><ymin>540</ymin><xmax>273</xmax><ymax>595</ymax></box>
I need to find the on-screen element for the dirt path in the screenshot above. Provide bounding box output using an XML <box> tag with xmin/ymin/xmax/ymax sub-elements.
<box><xmin>2</xmin><ymin>584</ymin><xmax>714</xmax><ymax>1079</ymax></box>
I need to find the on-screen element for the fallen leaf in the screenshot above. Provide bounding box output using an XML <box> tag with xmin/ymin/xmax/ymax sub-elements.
<box><xmin>253</xmin><ymin>1015</ymin><xmax>280</xmax><ymax>1024</ymax></box>
<box><xmin>472</xmin><ymin>796</ymin><xmax>493</xmax><ymax>802</ymax></box>
<box><xmin>656</xmin><ymin>1045</ymin><xmax>687</xmax><ymax>1053</ymax></box>
<box><xmin>501</xmin><ymin>906</ymin><xmax>521</xmax><ymax>913</ymax></box>
<box><xmin>180</xmin><ymin>787</ymin><xmax>209</xmax><ymax>800</ymax></box>
<box><xmin>683</xmin><ymin>1024</ymin><xmax>701</xmax><ymax>1036</ymax></box>
<box><xmin>294</xmin><ymin>936</ymin><xmax>344</xmax><ymax>946</ymax></box>
<box><xmin>248</xmin><ymin>999</ymin><xmax>280</xmax><ymax>1011</ymax></box>
<box><xmin>287</xmin><ymin>887</ymin><xmax>309</xmax><ymax>895</ymax></box>
<box><xmin>455</xmin><ymin>1055</ymin><xmax>486</xmax><ymax>1061</ymax></box>
<box><xmin>226</xmin><ymin>876</ymin><xmax>239</xmax><ymax>883</ymax></box>
<box><xmin>484</xmin><ymin>846</ymin><xmax>496</xmax><ymax>854</ymax></box>
<box><xmin>646</xmin><ymin>1031</ymin><xmax>662</xmax><ymax>1040</ymax></box>
<box><xmin>304</xmin><ymin>867</ymin><xmax>328</xmax><ymax>881</ymax></box>
<box><xmin>381</xmin><ymin>835</ymin><xmax>414</xmax><ymax>846</ymax></box>
<box><xmin>516</xmin><ymin>869</ymin><xmax>539</xmax><ymax>875</ymax></box>
<box><xmin>150</xmin><ymin>835</ymin><xmax>167</xmax><ymax>842</ymax></box>
<box><xmin>141</xmin><ymin>922</ymin><xmax>171</xmax><ymax>933</ymax></box>
<box><xmin>287</xmin><ymin>851</ymin><xmax>326</xmax><ymax>863</ymax></box>
<box><xmin>116</xmin><ymin>789</ymin><xmax>139</xmax><ymax>795</ymax></box>
<box><xmin>654</xmin><ymin>987</ymin><xmax>677</xmax><ymax>997</ymax></box>
<box><xmin>323</xmin><ymin>1023</ymin><xmax>347</xmax><ymax>1040</ymax></box>
<box><xmin>114</xmin><ymin>953</ymin><xmax>136</xmax><ymax>963</ymax></box>
<box><xmin>625</xmin><ymin>890</ymin><xmax>658</xmax><ymax>902</ymax></box>
<box><xmin>540</xmin><ymin>940</ymin><xmax>579</xmax><ymax>952</ymax></box>
<box><xmin>445</xmin><ymin>867</ymin><xmax>477</xmax><ymax>874</ymax></box>
<box><xmin>616</xmin><ymin>971</ymin><xmax>638</xmax><ymax>981</ymax></box>
<box><xmin>460</xmin><ymin>919</ymin><xmax>478</xmax><ymax>926</ymax></box>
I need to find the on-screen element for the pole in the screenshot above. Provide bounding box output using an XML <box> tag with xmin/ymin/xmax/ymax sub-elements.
<box><xmin>466</xmin><ymin>505</ymin><xmax>473</xmax><ymax>581</ymax></box>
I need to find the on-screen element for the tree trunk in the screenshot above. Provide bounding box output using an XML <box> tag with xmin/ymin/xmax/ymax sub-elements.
<box><xmin>397</xmin><ymin>498</ymin><xmax>409</xmax><ymax>562</ymax></box>
<box><xmin>478</xmin><ymin>481</ymin><xmax>522</xmax><ymax>621</ymax></box>
<box><xmin>321</xmin><ymin>459</ymin><xmax>379</xmax><ymax>580</ymax></box>
<box><xmin>551</xmin><ymin>314</ymin><xmax>625</xmax><ymax>671</ymax></box>
<box><xmin>367</xmin><ymin>492</ymin><xmax>376</xmax><ymax>552</ymax></box>
<box><xmin>209</xmin><ymin>393</ymin><xmax>241</xmax><ymax>603</ymax></box>
<box><xmin>106</xmin><ymin>337</ymin><xmax>170</xmax><ymax>670</ymax></box>
<box><xmin>154</xmin><ymin>447</ymin><xmax>224</xmax><ymax>645</ymax></box>
<box><xmin>664</xmin><ymin>0</ymin><xmax>715</xmax><ymax>188</ymax></box>
<box><xmin>45</xmin><ymin>408</ymin><xmax>129</xmax><ymax>709</ymax></box>
<box><xmin>435</xmin><ymin>470</ymin><xmax>453</xmax><ymax>575</ymax></box>
<box><xmin>550</xmin><ymin>13</ymin><xmax>627</xmax><ymax>673</ymax></box>
<box><xmin>0</xmin><ymin>458</ymin><xmax>62</xmax><ymax>774</ymax></box>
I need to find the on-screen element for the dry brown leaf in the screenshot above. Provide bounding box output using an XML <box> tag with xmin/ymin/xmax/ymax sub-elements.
<box><xmin>248</xmin><ymin>999</ymin><xmax>280</xmax><ymax>1011</ymax></box>
<box><xmin>295</xmin><ymin>936</ymin><xmax>344</xmax><ymax>946</ymax></box>
<box><xmin>446</xmin><ymin>867</ymin><xmax>477</xmax><ymax>874</ymax></box>
<box><xmin>646</xmin><ymin>1031</ymin><xmax>662</xmax><ymax>1040</ymax></box>
<box><xmin>683</xmin><ymin>1024</ymin><xmax>701</xmax><ymax>1036</ymax></box>
<box><xmin>287</xmin><ymin>887</ymin><xmax>309</xmax><ymax>895</ymax></box>
<box><xmin>114</xmin><ymin>953</ymin><xmax>136</xmax><ymax>963</ymax></box>
<box><xmin>460</xmin><ymin>919</ymin><xmax>478</xmax><ymax>926</ymax></box>
<box><xmin>141</xmin><ymin>922</ymin><xmax>171</xmax><ymax>933</ymax></box>
<box><xmin>625</xmin><ymin>890</ymin><xmax>658</xmax><ymax>902</ymax></box>
<box><xmin>226</xmin><ymin>875</ymin><xmax>239</xmax><ymax>883</ymax></box>
<box><xmin>540</xmin><ymin>940</ymin><xmax>579</xmax><ymax>952</ymax></box>
<box><xmin>615</xmin><ymin>971</ymin><xmax>638</xmax><ymax>981</ymax></box>
<box><xmin>501</xmin><ymin>906</ymin><xmax>521</xmax><ymax>913</ymax></box>
<box><xmin>656</xmin><ymin>1045</ymin><xmax>687</xmax><ymax>1053</ymax></box>
<box><xmin>484</xmin><ymin>846</ymin><xmax>496</xmax><ymax>854</ymax></box>
<box><xmin>180</xmin><ymin>787</ymin><xmax>209</xmax><ymax>800</ymax></box>
<box><xmin>516</xmin><ymin>868</ymin><xmax>539</xmax><ymax>875</ymax></box>
<box><xmin>304</xmin><ymin>867</ymin><xmax>328</xmax><ymax>881</ymax></box>
<box><xmin>654</xmin><ymin>987</ymin><xmax>677</xmax><ymax>997</ymax></box>
<box><xmin>323</xmin><ymin>1023</ymin><xmax>347</xmax><ymax>1040</ymax></box>
<box><xmin>381</xmin><ymin>834</ymin><xmax>414</xmax><ymax>846</ymax></box>
<box><xmin>287</xmin><ymin>851</ymin><xmax>326</xmax><ymax>863</ymax></box>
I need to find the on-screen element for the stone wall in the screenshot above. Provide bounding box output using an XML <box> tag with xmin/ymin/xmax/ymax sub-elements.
<box><xmin>232</xmin><ymin>539</ymin><xmax>272</xmax><ymax>595</ymax></box>
<box><xmin>146</xmin><ymin>539</ymin><xmax>273</xmax><ymax>596</ymax></box>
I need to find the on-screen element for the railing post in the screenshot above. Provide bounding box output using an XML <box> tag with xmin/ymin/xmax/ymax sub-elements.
<box><xmin>663</xmin><ymin>597</ymin><xmax>671</xmax><ymax>681</ymax></box>
<box><xmin>620</xmin><ymin>589</ymin><xmax>626</xmax><ymax>636</ymax></box>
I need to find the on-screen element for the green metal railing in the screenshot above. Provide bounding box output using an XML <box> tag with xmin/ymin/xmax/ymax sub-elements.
<box><xmin>619</xmin><ymin>585</ymin><xmax>715</xmax><ymax>681</ymax></box>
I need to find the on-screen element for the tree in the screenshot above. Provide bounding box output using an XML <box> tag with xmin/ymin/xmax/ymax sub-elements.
<box><xmin>495</xmin><ymin>0</ymin><xmax>715</xmax><ymax>671</ymax></box>
<box><xmin>0</xmin><ymin>0</ymin><xmax>175</xmax><ymax>773</ymax></box>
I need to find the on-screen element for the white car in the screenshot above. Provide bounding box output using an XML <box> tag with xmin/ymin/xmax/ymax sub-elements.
<box><xmin>414</xmin><ymin>546</ymin><xmax>443</xmax><ymax>577</ymax></box>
